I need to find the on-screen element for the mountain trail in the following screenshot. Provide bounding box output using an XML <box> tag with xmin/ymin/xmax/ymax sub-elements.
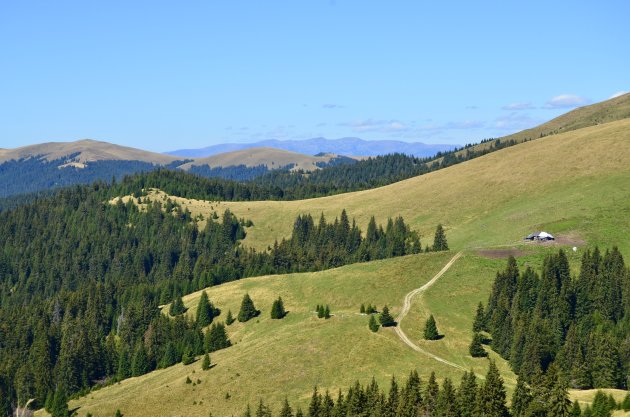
<box><xmin>394</xmin><ymin>251</ymin><xmax>466</xmax><ymax>370</ymax></box>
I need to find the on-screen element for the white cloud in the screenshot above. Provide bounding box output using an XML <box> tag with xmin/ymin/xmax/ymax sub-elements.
<box><xmin>609</xmin><ymin>91</ymin><xmax>628</xmax><ymax>99</ymax></box>
<box><xmin>340</xmin><ymin>118</ymin><xmax>409</xmax><ymax>133</ymax></box>
<box><xmin>544</xmin><ymin>94</ymin><xmax>590</xmax><ymax>109</ymax></box>
<box><xmin>502</xmin><ymin>102</ymin><xmax>534</xmax><ymax>110</ymax></box>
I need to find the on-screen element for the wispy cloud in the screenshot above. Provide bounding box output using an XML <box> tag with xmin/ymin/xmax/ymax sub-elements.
<box><xmin>494</xmin><ymin>113</ymin><xmax>540</xmax><ymax>131</ymax></box>
<box><xmin>322</xmin><ymin>103</ymin><xmax>345</xmax><ymax>109</ymax></box>
<box><xmin>502</xmin><ymin>102</ymin><xmax>534</xmax><ymax>110</ymax></box>
<box><xmin>544</xmin><ymin>94</ymin><xmax>590</xmax><ymax>109</ymax></box>
<box><xmin>609</xmin><ymin>91</ymin><xmax>628</xmax><ymax>99</ymax></box>
<box><xmin>339</xmin><ymin>118</ymin><xmax>409</xmax><ymax>133</ymax></box>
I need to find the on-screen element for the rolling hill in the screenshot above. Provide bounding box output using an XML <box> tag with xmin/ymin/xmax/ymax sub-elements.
<box><xmin>70</xmin><ymin>116</ymin><xmax>630</xmax><ymax>417</ymax></box>
<box><xmin>178</xmin><ymin>147</ymin><xmax>356</xmax><ymax>172</ymax></box>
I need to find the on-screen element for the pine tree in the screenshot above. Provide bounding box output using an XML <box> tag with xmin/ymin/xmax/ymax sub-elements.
<box><xmin>117</xmin><ymin>347</ymin><xmax>131</xmax><ymax>380</ymax></box>
<box><xmin>591</xmin><ymin>391</ymin><xmax>614</xmax><ymax>417</ymax></box>
<box><xmin>469</xmin><ymin>332</ymin><xmax>487</xmax><ymax>357</ymax></box>
<box><xmin>115</xmin><ymin>410</ymin><xmax>122</xmax><ymax>417</ymax></box>
<box><xmin>623</xmin><ymin>393</ymin><xmax>630</xmax><ymax>411</ymax></box>
<box><xmin>473</xmin><ymin>302</ymin><xmax>486</xmax><ymax>332</ymax></box>
<box><xmin>570</xmin><ymin>401</ymin><xmax>582</xmax><ymax>417</ymax></box>
<box><xmin>50</xmin><ymin>387</ymin><xmax>70</xmax><ymax>417</ymax></box>
<box><xmin>279</xmin><ymin>398</ymin><xmax>294</xmax><ymax>417</ymax></box>
<box><xmin>196</xmin><ymin>291</ymin><xmax>215</xmax><ymax>327</ymax></box>
<box><xmin>131</xmin><ymin>342</ymin><xmax>149</xmax><ymax>377</ymax></box>
<box><xmin>204</xmin><ymin>323</ymin><xmax>232</xmax><ymax>352</ymax></box>
<box><xmin>201</xmin><ymin>353</ymin><xmax>211</xmax><ymax>370</ymax></box>
<box><xmin>368</xmin><ymin>315</ymin><xmax>379</xmax><ymax>332</ymax></box>
<box><xmin>379</xmin><ymin>305</ymin><xmax>396</xmax><ymax>327</ymax></box>
<box><xmin>226</xmin><ymin>309</ymin><xmax>235</xmax><ymax>325</ymax></box>
<box><xmin>181</xmin><ymin>348</ymin><xmax>194</xmax><ymax>365</ymax></box>
<box><xmin>423</xmin><ymin>314</ymin><xmax>440</xmax><ymax>340</ymax></box>
<box><xmin>360</xmin><ymin>304</ymin><xmax>366</xmax><ymax>314</ymax></box>
<box><xmin>476</xmin><ymin>361</ymin><xmax>509</xmax><ymax>417</ymax></box>
<box><xmin>436</xmin><ymin>377</ymin><xmax>458</xmax><ymax>417</ymax></box>
<box><xmin>271</xmin><ymin>297</ymin><xmax>287</xmax><ymax>319</ymax></box>
<box><xmin>457</xmin><ymin>371</ymin><xmax>478</xmax><ymax>417</ymax></box>
<box><xmin>510</xmin><ymin>376</ymin><xmax>532</xmax><ymax>417</ymax></box>
<box><xmin>432</xmin><ymin>224</ymin><xmax>449</xmax><ymax>251</ymax></box>
<box><xmin>308</xmin><ymin>386</ymin><xmax>321</xmax><ymax>417</ymax></box>
<box><xmin>159</xmin><ymin>342</ymin><xmax>178</xmax><ymax>368</ymax></box>
<box><xmin>169</xmin><ymin>295</ymin><xmax>186</xmax><ymax>316</ymax></box>
<box><xmin>324</xmin><ymin>305</ymin><xmax>331</xmax><ymax>319</ymax></box>
<box><xmin>317</xmin><ymin>305</ymin><xmax>324</xmax><ymax>318</ymax></box>
<box><xmin>238</xmin><ymin>294</ymin><xmax>259</xmax><ymax>322</ymax></box>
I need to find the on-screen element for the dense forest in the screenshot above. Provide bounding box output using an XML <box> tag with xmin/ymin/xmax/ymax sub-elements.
<box><xmin>1</xmin><ymin>136</ymin><xmax>519</xmax><ymax>202</ymax></box>
<box><xmin>239</xmin><ymin>361</ymin><xmax>628</xmax><ymax>417</ymax></box>
<box><xmin>0</xmin><ymin>154</ymin><xmax>189</xmax><ymax>198</ymax></box>
<box><xmin>482</xmin><ymin>249</ymin><xmax>629</xmax><ymax>390</ymax></box>
<box><xmin>0</xmin><ymin>180</ymin><xmax>421</xmax><ymax>412</ymax></box>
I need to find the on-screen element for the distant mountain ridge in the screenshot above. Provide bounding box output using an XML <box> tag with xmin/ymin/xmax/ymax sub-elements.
<box><xmin>166</xmin><ymin>137</ymin><xmax>455</xmax><ymax>158</ymax></box>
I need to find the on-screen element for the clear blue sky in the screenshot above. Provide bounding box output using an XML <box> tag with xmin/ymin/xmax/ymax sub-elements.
<box><xmin>1</xmin><ymin>1</ymin><xmax>628</xmax><ymax>152</ymax></box>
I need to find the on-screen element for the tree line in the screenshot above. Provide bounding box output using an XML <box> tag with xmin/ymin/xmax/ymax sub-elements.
<box><xmin>481</xmin><ymin>248</ymin><xmax>629</xmax><ymax>389</ymax></box>
<box><xmin>0</xmin><ymin>181</ymin><xmax>424</xmax><ymax>413</ymax></box>
<box><xmin>238</xmin><ymin>360</ymin><xmax>627</xmax><ymax>417</ymax></box>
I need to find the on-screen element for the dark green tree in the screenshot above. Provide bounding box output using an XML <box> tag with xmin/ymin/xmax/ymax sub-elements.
<box><xmin>476</xmin><ymin>361</ymin><xmax>509</xmax><ymax>417</ymax></box>
<box><xmin>196</xmin><ymin>291</ymin><xmax>215</xmax><ymax>327</ymax></box>
<box><xmin>379</xmin><ymin>305</ymin><xmax>396</xmax><ymax>327</ymax></box>
<box><xmin>169</xmin><ymin>295</ymin><xmax>186</xmax><ymax>316</ymax></box>
<box><xmin>360</xmin><ymin>304</ymin><xmax>366</xmax><ymax>314</ymax></box>
<box><xmin>225</xmin><ymin>309</ymin><xmax>235</xmax><ymax>325</ymax></box>
<box><xmin>469</xmin><ymin>332</ymin><xmax>487</xmax><ymax>357</ymax></box>
<box><xmin>457</xmin><ymin>370</ymin><xmax>478</xmax><ymax>417</ymax></box>
<box><xmin>131</xmin><ymin>342</ymin><xmax>149</xmax><ymax>377</ymax></box>
<box><xmin>432</xmin><ymin>224</ymin><xmax>449</xmax><ymax>251</ymax></box>
<box><xmin>473</xmin><ymin>302</ymin><xmax>486</xmax><ymax>332</ymax></box>
<box><xmin>238</xmin><ymin>294</ymin><xmax>259</xmax><ymax>322</ymax></box>
<box><xmin>324</xmin><ymin>305</ymin><xmax>331</xmax><ymax>319</ymax></box>
<box><xmin>201</xmin><ymin>353</ymin><xmax>211</xmax><ymax>370</ymax></box>
<box><xmin>159</xmin><ymin>342</ymin><xmax>179</xmax><ymax>368</ymax></box>
<box><xmin>271</xmin><ymin>297</ymin><xmax>287</xmax><ymax>319</ymax></box>
<box><xmin>436</xmin><ymin>377</ymin><xmax>458</xmax><ymax>417</ymax></box>
<box><xmin>423</xmin><ymin>314</ymin><xmax>440</xmax><ymax>340</ymax></box>
<box><xmin>50</xmin><ymin>387</ymin><xmax>70</xmax><ymax>417</ymax></box>
<box><xmin>115</xmin><ymin>410</ymin><xmax>122</xmax><ymax>417</ymax></box>
<box><xmin>510</xmin><ymin>376</ymin><xmax>532</xmax><ymax>417</ymax></box>
<box><xmin>369</xmin><ymin>315</ymin><xmax>379</xmax><ymax>332</ymax></box>
<box><xmin>279</xmin><ymin>398</ymin><xmax>294</xmax><ymax>417</ymax></box>
<box><xmin>204</xmin><ymin>323</ymin><xmax>232</xmax><ymax>352</ymax></box>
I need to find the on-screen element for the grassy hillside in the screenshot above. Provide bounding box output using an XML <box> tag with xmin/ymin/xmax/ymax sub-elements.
<box><xmin>141</xmin><ymin>118</ymin><xmax>630</xmax><ymax>256</ymax></box>
<box><xmin>456</xmin><ymin>92</ymin><xmax>630</xmax><ymax>157</ymax></box>
<box><xmin>69</xmin><ymin>252</ymin><xmax>508</xmax><ymax>417</ymax></box>
<box><xmin>0</xmin><ymin>139</ymin><xmax>181</xmax><ymax>166</ymax></box>
<box><xmin>70</xmin><ymin>119</ymin><xmax>630</xmax><ymax>417</ymax></box>
<box><xmin>179</xmin><ymin>147</ymin><xmax>353</xmax><ymax>171</ymax></box>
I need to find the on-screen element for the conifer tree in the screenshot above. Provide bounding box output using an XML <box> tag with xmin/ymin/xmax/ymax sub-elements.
<box><xmin>432</xmin><ymin>224</ymin><xmax>449</xmax><ymax>251</ymax></box>
<box><xmin>131</xmin><ymin>342</ymin><xmax>149</xmax><ymax>377</ymax></box>
<box><xmin>50</xmin><ymin>387</ymin><xmax>70</xmax><ymax>417</ymax></box>
<box><xmin>181</xmin><ymin>348</ymin><xmax>194</xmax><ymax>365</ymax></box>
<box><xmin>423</xmin><ymin>314</ymin><xmax>439</xmax><ymax>340</ymax></box>
<box><xmin>308</xmin><ymin>386</ymin><xmax>321</xmax><ymax>417</ymax></box>
<box><xmin>204</xmin><ymin>323</ymin><xmax>232</xmax><ymax>352</ymax></box>
<box><xmin>623</xmin><ymin>393</ymin><xmax>630</xmax><ymax>411</ymax></box>
<box><xmin>115</xmin><ymin>410</ymin><xmax>122</xmax><ymax>417</ymax></box>
<box><xmin>317</xmin><ymin>305</ymin><xmax>324</xmax><ymax>318</ymax></box>
<box><xmin>476</xmin><ymin>361</ymin><xmax>509</xmax><ymax>417</ymax></box>
<box><xmin>159</xmin><ymin>342</ymin><xmax>178</xmax><ymax>368</ymax></box>
<box><xmin>196</xmin><ymin>291</ymin><xmax>215</xmax><ymax>327</ymax></box>
<box><xmin>201</xmin><ymin>353</ymin><xmax>211</xmax><ymax>370</ymax></box>
<box><xmin>169</xmin><ymin>295</ymin><xmax>186</xmax><ymax>316</ymax></box>
<box><xmin>469</xmin><ymin>332</ymin><xmax>487</xmax><ymax>357</ymax></box>
<box><xmin>225</xmin><ymin>309</ymin><xmax>235</xmax><ymax>325</ymax></box>
<box><xmin>360</xmin><ymin>304</ymin><xmax>366</xmax><ymax>314</ymax></box>
<box><xmin>379</xmin><ymin>305</ymin><xmax>396</xmax><ymax>327</ymax></box>
<box><xmin>457</xmin><ymin>370</ymin><xmax>478</xmax><ymax>417</ymax></box>
<box><xmin>271</xmin><ymin>297</ymin><xmax>287</xmax><ymax>319</ymax></box>
<box><xmin>238</xmin><ymin>294</ymin><xmax>259</xmax><ymax>322</ymax></box>
<box><xmin>279</xmin><ymin>398</ymin><xmax>294</xmax><ymax>417</ymax></box>
<box><xmin>368</xmin><ymin>315</ymin><xmax>379</xmax><ymax>332</ymax></box>
<box><xmin>570</xmin><ymin>401</ymin><xmax>582</xmax><ymax>417</ymax></box>
<box><xmin>473</xmin><ymin>302</ymin><xmax>486</xmax><ymax>332</ymax></box>
<box><xmin>324</xmin><ymin>305</ymin><xmax>331</xmax><ymax>319</ymax></box>
<box><xmin>548</xmin><ymin>375</ymin><xmax>571</xmax><ymax>417</ymax></box>
<box><xmin>436</xmin><ymin>377</ymin><xmax>458</xmax><ymax>417</ymax></box>
<box><xmin>295</xmin><ymin>407</ymin><xmax>304</xmax><ymax>417</ymax></box>
<box><xmin>510</xmin><ymin>376</ymin><xmax>532</xmax><ymax>417</ymax></box>
<box><xmin>423</xmin><ymin>372</ymin><xmax>439</xmax><ymax>416</ymax></box>
<box><xmin>117</xmin><ymin>348</ymin><xmax>131</xmax><ymax>380</ymax></box>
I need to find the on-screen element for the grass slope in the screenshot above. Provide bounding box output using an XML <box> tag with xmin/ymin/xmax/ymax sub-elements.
<box><xmin>0</xmin><ymin>139</ymin><xmax>181</xmax><ymax>166</ymax></box>
<box><xmin>179</xmin><ymin>147</ymin><xmax>351</xmax><ymax>172</ymax></box>
<box><xmin>68</xmin><ymin>252</ymin><xmax>495</xmax><ymax>417</ymax></box>
<box><xmin>143</xmin><ymin>118</ymin><xmax>630</xmax><ymax>256</ymax></box>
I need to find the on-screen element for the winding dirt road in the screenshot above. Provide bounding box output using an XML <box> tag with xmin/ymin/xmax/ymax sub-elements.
<box><xmin>394</xmin><ymin>251</ymin><xmax>466</xmax><ymax>370</ymax></box>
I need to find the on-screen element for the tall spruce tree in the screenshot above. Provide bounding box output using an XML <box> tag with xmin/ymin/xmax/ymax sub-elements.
<box><xmin>271</xmin><ymin>297</ymin><xmax>287</xmax><ymax>319</ymax></box>
<box><xmin>457</xmin><ymin>370</ymin><xmax>478</xmax><ymax>417</ymax></box>
<box><xmin>469</xmin><ymin>332</ymin><xmax>487</xmax><ymax>357</ymax></box>
<box><xmin>204</xmin><ymin>323</ymin><xmax>232</xmax><ymax>352</ymax></box>
<box><xmin>379</xmin><ymin>305</ymin><xmax>396</xmax><ymax>327</ymax></box>
<box><xmin>368</xmin><ymin>315</ymin><xmax>379</xmax><ymax>332</ymax></box>
<box><xmin>510</xmin><ymin>376</ymin><xmax>532</xmax><ymax>417</ymax></box>
<box><xmin>225</xmin><ymin>309</ymin><xmax>235</xmax><ymax>325</ymax></box>
<box><xmin>238</xmin><ymin>294</ymin><xmax>259</xmax><ymax>322</ymax></box>
<box><xmin>423</xmin><ymin>314</ymin><xmax>440</xmax><ymax>340</ymax></box>
<box><xmin>196</xmin><ymin>291</ymin><xmax>215</xmax><ymax>327</ymax></box>
<box><xmin>169</xmin><ymin>295</ymin><xmax>186</xmax><ymax>316</ymax></box>
<box><xmin>432</xmin><ymin>224</ymin><xmax>449</xmax><ymax>251</ymax></box>
<box><xmin>476</xmin><ymin>361</ymin><xmax>509</xmax><ymax>417</ymax></box>
<box><xmin>473</xmin><ymin>302</ymin><xmax>486</xmax><ymax>332</ymax></box>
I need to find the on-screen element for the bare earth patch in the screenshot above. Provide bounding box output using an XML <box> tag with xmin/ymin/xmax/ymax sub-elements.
<box><xmin>476</xmin><ymin>248</ymin><xmax>528</xmax><ymax>259</ymax></box>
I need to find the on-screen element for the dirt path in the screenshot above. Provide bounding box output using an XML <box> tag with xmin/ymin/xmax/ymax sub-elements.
<box><xmin>394</xmin><ymin>251</ymin><xmax>466</xmax><ymax>370</ymax></box>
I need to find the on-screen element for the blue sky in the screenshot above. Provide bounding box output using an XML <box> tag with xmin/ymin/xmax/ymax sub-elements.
<box><xmin>1</xmin><ymin>1</ymin><xmax>628</xmax><ymax>152</ymax></box>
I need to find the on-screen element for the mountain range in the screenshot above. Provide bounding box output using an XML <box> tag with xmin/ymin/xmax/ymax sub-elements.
<box><xmin>166</xmin><ymin>137</ymin><xmax>455</xmax><ymax>158</ymax></box>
